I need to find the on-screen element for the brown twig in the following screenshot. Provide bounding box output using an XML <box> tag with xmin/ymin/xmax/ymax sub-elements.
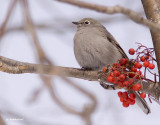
<box><xmin>0</xmin><ymin>115</ymin><xmax>6</xmax><ymax>125</ymax></box>
<box><xmin>57</xmin><ymin>0</ymin><xmax>160</xmax><ymax>33</ymax></box>
<box><xmin>0</xmin><ymin>0</ymin><xmax>18</xmax><ymax>39</ymax></box>
<box><xmin>27</xmin><ymin>86</ymin><xmax>45</xmax><ymax>103</ymax></box>
<box><xmin>142</xmin><ymin>0</ymin><xmax>160</xmax><ymax>82</ymax></box>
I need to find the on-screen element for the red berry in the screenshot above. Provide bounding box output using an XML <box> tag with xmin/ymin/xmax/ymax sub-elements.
<box><xmin>123</xmin><ymin>81</ymin><xmax>129</xmax><ymax>87</ymax></box>
<box><xmin>118</xmin><ymin>82</ymin><xmax>124</xmax><ymax>87</ymax></box>
<box><xmin>129</xmin><ymin>93</ymin><xmax>136</xmax><ymax>99</ymax></box>
<box><xmin>128</xmin><ymin>73</ymin><xmax>135</xmax><ymax>78</ymax></box>
<box><xmin>132</xmin><ymin>84</ymin><xmax>142</xmax><ymax>91</ymax></box>
<box><xmin>131</xmin><ymin>67</ymin><xmax>137</xmax><ymax>72</ymax></box>
<box><xmin>120</xmin><ymin>97</ymin><xmax>124</xmax><ymax>102</ymax></box>
<box><xmin>106</xmin><ymin>76</ymin><xmax>114</xmax><ymax>83</ymax></box>
<box><xmin>140</xmin><ymin>92</ymin><xmax>146</xmax><ymax>99</ymax></box>
<box><xmin>148</xmin><ymin>63</ymin><xmax>155</xmax><ymax>69</ymax></box>
<box><xmin>113</xmin><ymin>79</ymin><xmax>118</xmax><ymax>84</ymax></box>
<box><xmin>113</xmin><ymin>63</ymin><xmax>118</xmax><ymax>67</ymax></box>
<box><xmin>118</xmin><ymin>74</ymin><xmax>126</xmax><ymax>81</ymax></box>
<box><xmin>123</xmin><ymin>101</ymin><xmax>129</xmax><ymax>107</ymax></box>
<box><xmin>122</xmin><ymin>92</ymin><xmax>128</xmax><ymax>99</ymax></box>
<box><xmin>113</xmin><ymin>70</ymin><xmax>120</xmax><ymax>77</ymax></box>
<box><xmin>129</xmin><ymin>48</ymin><xmax>135</xmax><ymax>55</ymax></box>
<box><xmin>119</xmin><ymin>58</ymin><xmax>128</xmax><ymax>65</ymax></box>
<box><xmin>130</xmin><ymin>100</ymin><xmax>135</xmax><ymax>105</ymax></box>
<box><xmin>140</xmin><ymin>56</ymin><xmax>146</xmax><ymax>62</ymax></box>
<box><xmin>127</xmin><ymin>98</ymin><xmax>135</xmax><ymax>105</ymax></box>
<box><xmin>118</xmin><ymin>91</ymin><xmax>122</xmax><ymax>97</ymax></box>
<box><xmin>143</xmin><ymin>61</ymin><xmax>150</xmax><ymax>67</ymax></box>
<box><xmin>134</xmin><ymin>62</ymin><xmax>142</xmax><ymax>69</ymax></box>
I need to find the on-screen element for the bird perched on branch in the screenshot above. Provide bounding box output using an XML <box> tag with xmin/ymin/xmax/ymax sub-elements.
<box><xmin>72</xmin><ymin>18</ymin><xmax>150</xmax><ymax>114</ymax></box>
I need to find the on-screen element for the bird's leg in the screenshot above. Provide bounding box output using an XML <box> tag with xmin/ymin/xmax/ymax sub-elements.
<box><xmin>81</xmin><ymin>67</ymin><xmax>93</xmax><ymax>71</ymax></box>
<box><xmin>98</xmin><ymin>72</ymin><xmax>115</xmax><ymax>90</ymax></box>
<box><xmin>98</xmin><ymin>74</ymin><xmax>115</xmax><ymax>90</ymax></box>
<box><xmin>99</xmin><ymin>80</ymin><xmax>115</xmax><ymax>90</ymax></box>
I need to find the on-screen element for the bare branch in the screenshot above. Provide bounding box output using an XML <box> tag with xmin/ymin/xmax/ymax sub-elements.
<box><xmin>0</xmin><ymin>56</ymin><xmax>160</xmax><ymax>101</ymax></box>
<box><xmin>0</xmin><ymin>56</ymin><xmax>98</xmax><ymax>80</ymax></box>
<box><xmin>57</xmin><ymin>0</ymin><xmax>160</xmax><ymax>33</ymax></box>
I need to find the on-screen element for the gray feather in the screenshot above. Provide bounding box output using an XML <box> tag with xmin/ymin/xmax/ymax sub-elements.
<box><xmin>74</xmin><ymin>23</ymin><xmax>122</xmax><ymax>69</ymax></box>
<box><xmin>132</xmin><ymin>90</ymin><xmax>151</xmax><ymax>114</ymax></box>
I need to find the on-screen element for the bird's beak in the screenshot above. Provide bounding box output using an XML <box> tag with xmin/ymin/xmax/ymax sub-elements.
<box><xmin>72</xmin><ymin>22</ymin><xmax>79</xmax><ymax>25</ymax></box>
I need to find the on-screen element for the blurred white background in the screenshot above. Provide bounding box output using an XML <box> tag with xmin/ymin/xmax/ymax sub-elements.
<box><xmin>0</xmin><ymin>0</ymin><xmax>160</xmax><ymax>125</ymax></box>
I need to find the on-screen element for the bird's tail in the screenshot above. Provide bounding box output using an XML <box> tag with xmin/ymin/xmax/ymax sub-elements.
<box><xmin>131</xmin><ymin>90</ymin><xmax>151</xmax><ymax>114</ymax></box>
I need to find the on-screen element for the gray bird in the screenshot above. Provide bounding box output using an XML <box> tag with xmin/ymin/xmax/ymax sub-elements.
<box><xmin>72</xmin><ymin>18</ymin><xmax>150</xmax><ymax>114</ymax></box>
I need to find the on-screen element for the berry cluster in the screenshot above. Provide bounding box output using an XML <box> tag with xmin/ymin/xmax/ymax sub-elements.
<box><xmin>129</xmin><ymin>47</ymin><xmax>155</xmax><ymax>70</ymax></box>
<box><xmin>102</xmin><ymin>43</ymin><xmax>156</xmax><ymax>108</ymax></box>
<box><xmin>118</xmin><ymin>92</ymin><xmax>136</xmax><ymax>107</ymax></box>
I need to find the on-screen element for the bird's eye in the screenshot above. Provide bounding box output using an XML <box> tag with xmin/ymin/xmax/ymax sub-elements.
<box><xmin>84</xmin><ymin>20</ymin><xmax>90</xmax><ymax>25</ymax></box>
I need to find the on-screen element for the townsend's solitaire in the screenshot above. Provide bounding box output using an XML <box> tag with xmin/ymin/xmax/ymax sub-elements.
<box><xmin>72</xmin><ymin>18</ymin><xmax>150</xmax><ymax>114</ymax></box>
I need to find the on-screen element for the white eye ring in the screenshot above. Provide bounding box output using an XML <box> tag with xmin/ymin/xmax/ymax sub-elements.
<box><xmin>84</xmin><ymin>20</ymin><xmax>90</xmax><ymax>24</ymax></box>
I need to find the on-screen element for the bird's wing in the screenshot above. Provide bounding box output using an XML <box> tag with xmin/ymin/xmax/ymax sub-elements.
<box><xmin>102</xmin><ymin>26</ymin><xmax>128</xmax><ymax>59</ymax></box>
<box><xmin>107</xmin><ymin>35</ymin><xmax>128</xmax><ymax>59</ymax></box>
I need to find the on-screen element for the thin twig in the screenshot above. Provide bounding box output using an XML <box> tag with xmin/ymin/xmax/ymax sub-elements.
<box><xmin>0</xmin><ymin>0</ymin><xmax>18</xmax><ymax>39</ymax></box>
<box><xmin>57</xmin><ymin>0</ymin><xmax>160</xmax><ymax>33</ymax></box>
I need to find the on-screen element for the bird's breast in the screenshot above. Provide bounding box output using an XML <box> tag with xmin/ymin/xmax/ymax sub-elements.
<box><xmin>73</xmin><ymin>28</ymin><xmax>123</xmax><ymax>69</ymax></box>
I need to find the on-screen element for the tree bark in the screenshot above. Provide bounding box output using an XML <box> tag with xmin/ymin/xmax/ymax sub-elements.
<box><xmin>142</xmin><ymin>0</ymin><xmax>160</xmax><ymax>82</ymax></box>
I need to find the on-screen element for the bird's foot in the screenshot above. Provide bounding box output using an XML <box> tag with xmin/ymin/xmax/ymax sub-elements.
<box><xmin>98</xmin><ymin>79</ymin><xmax>115</xmax><ymax>90</ymax></box>
<box><xmin>81</xmin><ymin>67</ymin><xmax>93</xmax><ymax>71</ymax></box>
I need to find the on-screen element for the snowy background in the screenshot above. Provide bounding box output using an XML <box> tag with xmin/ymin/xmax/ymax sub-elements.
<box><xmin>0</xmin><ymin>0</ymin><xmax>160</xmax><ymax>125</ymax></box>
